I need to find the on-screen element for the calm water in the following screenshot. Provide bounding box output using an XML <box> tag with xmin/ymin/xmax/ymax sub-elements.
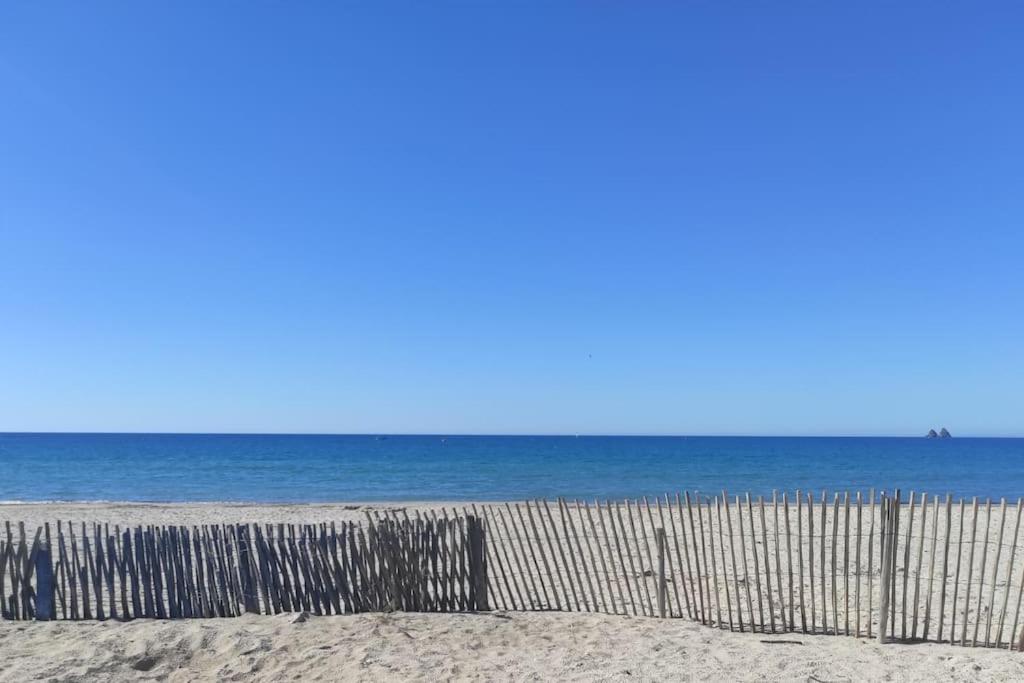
<box><xmin>1</xmin><ymin>433</ymin><xmax>1022</xmax><ymax>503</ymax></box>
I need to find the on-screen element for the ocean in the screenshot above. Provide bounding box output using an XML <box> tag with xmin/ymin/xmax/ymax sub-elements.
<box><xmin>0</xmin><ymin>433</ymin><xmax>1021</xmax><ymax>503</ymax></box>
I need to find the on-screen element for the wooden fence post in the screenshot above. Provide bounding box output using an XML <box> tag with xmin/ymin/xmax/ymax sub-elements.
<box><xmin>467</xmin><ymin>516</ymin><xmax>489</xmax><ymax>611</ymax></box>
<box><xmin>34</xmin><ymin>541</ymin><xmax>55</xmax><ymax>621</ymax></box>
<box><xmin>656</xmin><ymin>527</ymin><xmax>667</xmax><ymax>618</ymax></box>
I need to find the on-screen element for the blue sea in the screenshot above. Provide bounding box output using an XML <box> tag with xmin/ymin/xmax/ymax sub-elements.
<box><xmin>0</xmin><ymin>433</ymin><xmax>1022</xmax><ymax>503</ymax></box>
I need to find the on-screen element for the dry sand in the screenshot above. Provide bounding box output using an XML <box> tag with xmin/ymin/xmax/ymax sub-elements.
<box><xmin>3</xmin><ymin>610</ymin><xmax>1023</xmax><ymax>682</ymax></box>
<box><xmin>2</xmin><ymin>501</ymin><xmax>1024</xmax><ymax>682</ymax></box>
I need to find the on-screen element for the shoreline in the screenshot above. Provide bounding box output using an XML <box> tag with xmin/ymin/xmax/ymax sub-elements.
<box><xmin>0</xmin><ymin>501</ymin><xmax>481</xmax><ymax>529</ymax></box>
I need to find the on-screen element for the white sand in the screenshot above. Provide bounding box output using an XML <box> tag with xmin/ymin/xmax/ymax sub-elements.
<box><xmin>3</xmin><ymin>610</ymin><xmax>1023</xmax><ymax>682</ymax></box>
<box><xmin>2</xmin><ymin>502</ymin><xmax>1024</xmax><ymax>682</ymax></box>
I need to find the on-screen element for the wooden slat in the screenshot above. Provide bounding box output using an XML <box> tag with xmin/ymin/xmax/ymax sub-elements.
<box><xmin>876</xmin><ymin>491</ymin><xmax>892</xmax><ymax>643</ymax></box>
<box><xmin>948</xmin><ymin>499</ymin><xmax>965</xmax><ymax>643</ymax></box>
<box><xmin>995</xmin><ymin>499</ymin><xmax>1022</xmax><ymax>647</ymax></box>
<box><xmin>721</xmin><ymin>492</ymin><xmax>746</xmax><ymax>630</ymax></box>
<box><xmin>782</xmin><ymin>492</ymin><xmax>793</xmax><ymax>633</ymax></box>
<box><xmin>660</xmin><ymin>495</ymin><xmax>688</xmax><ymax>619</ymax></box>
<box><xmin>843</xmin><ymin>492</ymin><xmax>850</xmax><ymax>636</ymax></box>
<box><xmin>457</xmin><ymin>515</ymin><xmax>470</xmax><ymax>610</ymax></box>
<box><xmin>972</xmin><ymin>499</ymin><xmax>993</xmax><ymax>647</ymax></box>
<box><xmin>878</xmin><ymin>494</ymin><xmax>892</xmax><ymax>642</ymax></box>
<box><xmin>922</xmin><ymin>496</ymin><xmax>940</xmax><ymax>640</ymax></box>
<box><xmin>819</xmin><ymin>491</ymin><xmax>827</xmax><ymax>634</ymax></box>
<box><xmin>82</xmin><ymin>523</ymin><xmax>98</xmax><ymax>620</ymax></box>
<box><xmin>831</xmin><ymin>492</ymin><xmax>839</xmax><ymax>636</ymax></box>
<box><xmin>40</xmin><ymin>523</ymin><xmax>55</xmax><ymax>621</ymax></box>
<box><xmin>746</xmin><ymin>493</ymin><xmax>764</xmax><ymax>631</ymax></box>
<box><xmin>960</xmin><ymin>497</ymin><xmax>979</xmax><ymax>646</ymax></box>
<box><xmin>226</xmin><ymin>525</ymin><xmax>244</xmax><ymax>614</ymax></box>
<box><xmin>935</xmin><ymin>495</ymin><xmax>952</xmax><ymax>642</ymax></box>
<box><xmin>772</xmin><ymin>491</ymin><xmax>787</xmax><ymax>632</ymax></box>
<box><xmin>867</xmin><ymin>490</ymin><xmax>875</xmax><ymax>638</ymax></box>
<box><xmin>807</xmin><ymin>492</ymin><xmax>816</xmax><ymax>634</ymax></box>
<box><xmin>686</xmin><ymin>492</ymin><xmax>708</xmax><ymax>625</ymax></box>
<box><xmin>729</xmin><ymin>494</ymin><xmax>753</xmax><ymax>631</ymax></box>
<box><xmin>265</xmin><ymin>525</ymin><xmax>287</xmax><ymax>614</ymax></box>
<box><xmin>911</xmin><ymin>494</ymin><xmax>928</xmax><ymax>639</ymax></box>
<box><xmin>890</xmin><ymin>492</ymin><xmax>900</xmax><ymax>635</ymax></box>
<box><xmin>759</xmin><ymin>496</ymin><xmax>776</xmax><ymax>633</ymax></box>
<box><xmin>901</xmin><ymin>492</ymin><xmax>916</xmax><ymax>640</ymax></box>
<box><xmin>715</xmin><ymin>496</ymin><xmax>734</xmax><ymax>631</ymax></box>
<box><xmin>120</xmin><ymin>528</ymin><xmax>137</xmax><ymax>618</ymax></box>
<box><xmin>855</xmin><ymin>491</ymin><xmax>862</xmax><ymax>637</ymax></box>
<box><xmin>984</xmin><ymin>498</ymin><xmax>1007</xmax><ymax>646</ymax></box>
<box><xmin>148</xmin><ymin>527</ymin><xmax>163</xmax><ymax>618</ymax></box>
<box><xmin>703</xmin><ymin>495</ymin><xmax>722</xmax><ymax>628</ymax></box>
<box><xmin>429</xmin><ymin>516</ymin><xmax>448</xmax><ymax>612</ymax></box>
<box><xmin>274</xmin><ymin>524</ymin><xmax>294</xmax><ymax>613</ymax></box>
<box><xmin>795</xmin><ymin>491</ymin><xmax>806</xmax><ymax>633</ymax></box>
<box><xmin>60</xmin><ymin>522</ymin><xmax>76</xmax><ymax>620</ymax></box>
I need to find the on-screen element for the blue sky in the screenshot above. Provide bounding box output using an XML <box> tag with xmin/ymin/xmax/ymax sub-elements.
<box><xmin>2</xmin><ymin>3</ymin><xmax>1022</xmax><ymax>436</ymax></box>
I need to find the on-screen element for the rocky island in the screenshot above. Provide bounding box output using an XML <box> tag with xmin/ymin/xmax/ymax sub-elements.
<box><xmin>926</xmin><ymin>428</ymin><xmax>952</xmax><ymax>438</ymax></box>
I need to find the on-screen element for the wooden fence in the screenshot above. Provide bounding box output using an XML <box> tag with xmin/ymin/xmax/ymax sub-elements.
<box><xmin>474</xmin><ymin>491</ymin><xmax>1024</xmax><ymax>650</ymax></box>
<box><xmin>0</xmin><ymin>515</ymin><xmax>487</xmax><ymax>621</ymax></box>
<box><xmin>3</xmin><ymin>490</ymin><xmax>1024</xmax><ymax>651</ymax></box>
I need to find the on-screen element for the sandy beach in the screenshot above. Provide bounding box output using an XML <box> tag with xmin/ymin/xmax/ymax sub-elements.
<box><xmin>4</xmin><ymin>609</ymin><xmax>1024</xmax><ymax>682</ymax></box>
<box><xmin>6</xmin><ymin>0</ymin><xmax>1020</xmax><ymax>677</ymax></box>
<box><xmin>3</xmin><ymin>501</ymin><xmax>1024</xmax><ymax>681</ymax></box>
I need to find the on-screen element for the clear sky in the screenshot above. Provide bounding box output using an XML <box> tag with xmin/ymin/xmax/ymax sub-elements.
<box><xmin>2</xmin><ymin>3</ymin><xmax>1022</xmax><ymax>436</ymax></box>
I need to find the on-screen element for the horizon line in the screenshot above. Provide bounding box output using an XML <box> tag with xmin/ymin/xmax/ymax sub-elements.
<box><xmin>1</xmin><ymin>430</ymin><xmax>1018</xmax><ymax>439</ymax></box>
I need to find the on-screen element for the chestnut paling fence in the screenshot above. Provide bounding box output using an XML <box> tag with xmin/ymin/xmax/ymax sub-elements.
<box><xmin>3</xmin><ymin>490</ymin><xmax>1024</xmax><ymax>651</ymax></box>
<box><xmin>0</xmin><ymin>516</ymin><xmax>488</xmax><ymax>621</ymax></box>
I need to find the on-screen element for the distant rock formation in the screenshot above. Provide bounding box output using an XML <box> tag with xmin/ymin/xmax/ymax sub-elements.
<box><xmin>926</xmin><ymin>429</ymin><xmax>939</xmax><ymax>438</ymax></box>
<box><xmin>940</xmin><ymin>427</ymin><xmax>951</xmax><ymax>438</ymax></box>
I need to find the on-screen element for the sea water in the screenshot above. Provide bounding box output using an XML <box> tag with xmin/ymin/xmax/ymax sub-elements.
<box><xmin>0</xmin><ymin>433</ymin><xmax>1021</xmax><ymax>503</ymax></box>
